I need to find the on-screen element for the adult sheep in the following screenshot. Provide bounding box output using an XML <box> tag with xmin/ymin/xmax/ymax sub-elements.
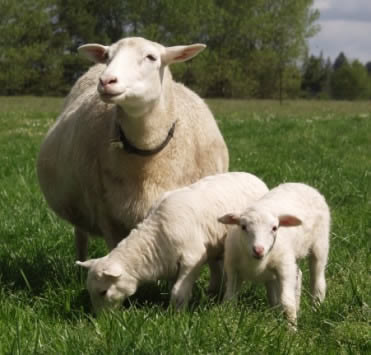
<box><xmin>37</xmin><ymin>37</ymin><xmax>229</xmax><ymax>261</ymax></box>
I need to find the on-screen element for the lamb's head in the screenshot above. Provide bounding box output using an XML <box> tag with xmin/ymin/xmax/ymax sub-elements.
<box><xmin>76</xmin><ymin>256</ymin><xmax>137</xmax><ymax>313</ymax></box>
<box><xmin>219</xmin><ymin>208</ymin><xmax>301</xmax><ymax>260</ymax></box>
<box><xmin>78</xmin><ymin>37</ymin><xmax>205</xmax><ymax>115</ymax></box>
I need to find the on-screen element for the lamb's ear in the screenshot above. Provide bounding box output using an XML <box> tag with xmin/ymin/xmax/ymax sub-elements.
<box><xmin>218</xmin><ymin>213</ymin><xmax>241</xmax><ymax>225</ymax></box>
<box><xmin>78</xmin><ymin>44</ymin><xmax>109</xmax><ymax>63</ymax></box>
<box><xmin>76</xmin><ymin>259</ymin><xmax>96</xmax><ymax>269</ymax></box>
<box><xmin>162</xmin><ymin>44</ymin><xmax>206</xmax><ymax>65</ymax></box>
<box><xmin>103</xmin><ymin>263</ymin><xmax>122</xmax><ymax>278</ymax></box>
<box><xmin>278</xmin><ymin>215</ymin><xmax>302</xmax><ymax>227</ymax></box>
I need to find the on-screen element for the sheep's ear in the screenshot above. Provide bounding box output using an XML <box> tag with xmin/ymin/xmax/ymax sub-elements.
<box><xmin>76</xmin><ymin>259</ymin><xmax>96</xmax><ymax>269</ymax></box>
<box><xmin>78</xmin><ymin>44</ymin><xmax>109</xmax><ymax>63</ymax></box>
<box><xmin>162</xmin><ymin>44</ymin><xmax>206</xmax><ymax>65</ymax></box>
<box><xmin>103</xmin><ymin>263</ymin><xmax>122</xmax><ymax>278</ymax></box>
<box><xmin>278</xmin><ymin>215</ymin><xmax>302</xmax><ymax>227</ymax></box>
<box><xmin>218</xmin><ymin>213</ymin><xmax>241</xmax><ymax>225</ymax></box>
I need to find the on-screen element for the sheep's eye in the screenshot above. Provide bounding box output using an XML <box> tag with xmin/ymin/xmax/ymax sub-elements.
<box><xmin>100</xmin><ymin>290</ymin><xmax>107</xmax><ymax>297</ymax></box>
<box><xmin>146</xmin><ymin>54</ymin><xmax>157</xmax><ymax>61</ymax></box>
<box><xmin>241</xmin><ymin>225</ymin><xmax>246</xmax><ymax>231</ymax></box>
<box><xmin>103</xmin><ymin>52</ymin><xmax>109</xmax><ymax>61</ymax></box>
<box><xmin>272</xmin><ymin>226</ymin><xmax>278</xmax><ymax>232</ymax></box>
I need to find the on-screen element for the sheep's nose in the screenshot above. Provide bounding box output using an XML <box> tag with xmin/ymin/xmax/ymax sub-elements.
<box><xmin>253</xmin><ymin>246</ymin><xmax>265</xmax><ymax>258</ymax></box>
<box><xmin>99</xmin><ymin>76</ymin><xmax>118</xmax><ymax>87</ymax></box>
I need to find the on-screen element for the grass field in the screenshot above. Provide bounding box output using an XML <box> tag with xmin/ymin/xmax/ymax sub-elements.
<box><xmin>0</xmin><ymin>96</ymin><xmax>370</xmax><ymax>354</ymax></box>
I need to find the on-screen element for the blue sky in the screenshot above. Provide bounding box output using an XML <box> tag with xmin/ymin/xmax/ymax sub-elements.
<box><xmin>309</xmin><ymin>0</ymin><xmax>371</xmax><ymax>63</ymax></box>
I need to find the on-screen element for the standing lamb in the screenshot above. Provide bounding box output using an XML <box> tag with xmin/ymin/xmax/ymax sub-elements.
<box><xmin>37</xmin><ymin>37</ymin><xmax>229</xmax><ymax>261</ymax></box>
<box><xmin>218</xmin><ymin>183</ymin><xmax>330</xmax><ymax>328</ymax></box>
<box><xmin>76</xmin><ymin>172</ymin><xmax>269</xmax><ymax>313</ymax></box>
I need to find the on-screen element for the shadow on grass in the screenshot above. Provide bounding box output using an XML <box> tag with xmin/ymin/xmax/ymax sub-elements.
<box><xmin>0</xmin><ymin>249</ymin><xmax>64</xmax><ymax>294</ymax></box>
<box><xmin>0</xmin><ymin>247</ymin><xmax>94</xmax><ymax>316</ymax></box>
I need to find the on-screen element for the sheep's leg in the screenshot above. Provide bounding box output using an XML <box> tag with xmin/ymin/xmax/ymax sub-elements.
<box><xmin>309</xmin><ymin>236</ymin><xmax>329</xmax><ymax>304</ymax></box>
<box><xmin>278</xmin><ymin>266</ymin><xmax>298</xmax><ymax>329</ymax></box>
<box><xmin>101</xmin><ymin>223</ymin><xmax>124</xmax><ymax>251</ymax></box>
<box><xmin>265</xmin><ymin>279</ymin><xmax>280</xmax><ymax>307</ymax></box>
<box><xmin>75</xmin><ymin>227</ymin><xmax>89</xmax><ymax>261</ymax></box>
<box><xmin>207</xmin><ymin>259</ymin><xmax>224</xmax><ymax>295</ymax></box>
<box><xmin>295</xmin><ymin>267</ymin><xmax>302</xmax><ymax>313</ymax></box>
<box><xmin>171</xmin><ymin>258</ymin><xmax>205</xmax><ymax>309</ymax></box>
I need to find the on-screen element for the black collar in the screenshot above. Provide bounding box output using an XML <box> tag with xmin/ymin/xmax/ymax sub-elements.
<box><xmin>115</xmin><ymin>121</ymin><xmax>176</xmax><ymax>156</ymax></box>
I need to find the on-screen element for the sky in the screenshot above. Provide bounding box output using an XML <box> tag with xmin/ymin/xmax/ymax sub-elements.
<box><xmin>309</xmin><ymin>0</ymin><xmax>371</xmax><ymax>64</ymax></box>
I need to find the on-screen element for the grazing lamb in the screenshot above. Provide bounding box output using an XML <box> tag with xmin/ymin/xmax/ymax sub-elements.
<box><xmin>218</xmin><ymin>183</ymin><xmax>330</xmax><ymax>328</ymax></box>
<box><xmin>37</xmin><ymin>37</ymin><xmax>228</xmax><ymax>261</ymax></box>
<box><xmin>76</xmin><ymin>172</ymin><xmax>269</xmax><ymax>313</ymax></box>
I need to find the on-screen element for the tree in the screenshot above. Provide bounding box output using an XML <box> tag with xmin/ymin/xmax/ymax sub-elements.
<box><xmin>331</xmin><ymin>60</ymin><xmax>371</xmax><ymax>100</ymax></box>
<box><xmin>0</xmin><ymin>0</ymin><xmax>320</xmax><ymax>98</ymax></box>
<box><xmin>301</xmin><ymin>53</ymin><xmax>332</xmax><ymax>97</ymax></box>
<box><xmin>257</xmin><ymin>0</ymin><xmax>320</xmax><ymax>102</ymax></box>
<box><xmin>0</xmin><ymin>0</ymin><xmax>64</xmax><ymax>95</ymax></box>
<box><xmin>333</xmin><ymin>52</ymin><xmax>348</xmax><ymax>71</ymax></box>
<box><xmin>365</xmin><ymin>61</ymin><xmax>371</xmax><ymax>75</ymax></box>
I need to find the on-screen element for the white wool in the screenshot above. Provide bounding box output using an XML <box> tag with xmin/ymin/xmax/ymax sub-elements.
<box><xmin>37</xmin><ymin>37</ymin><xmax>228</xmax><ymax>261</ymax></box>
<box><xmin>220</xmin><ymin>183</ymin><xmax>330</xmax><ymax>329</ymax></box>
<box><xmin>77</xmin><ymin>172</ymin><xmax>269</xmax><ymax>312</ymax></box>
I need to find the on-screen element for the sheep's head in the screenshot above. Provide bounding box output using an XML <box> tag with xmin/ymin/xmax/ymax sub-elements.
<box><xmin>78</xmin><ymin>37</ymin><xmax>205</xmax><ymax>116</ymax></box>
<box><xmin>76</xmin><ymin>256</ymin><xmax>137</xmax><ymax>313</ymax></box>
<box><xmin>219</xmin><ymin>208</ymin><xmax>301</xmax><ymax>260</ymax></box>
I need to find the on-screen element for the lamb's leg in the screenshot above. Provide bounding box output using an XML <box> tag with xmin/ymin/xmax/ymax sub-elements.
<box><xmin>223</xmin><ymin>269</ymin><xmax>243</xmax><ymax>302</ymax></box>
<box><xmin>278</xmin><ymin>265</ymin><xmax>298</xmax><ymax>330</ymax></box>
<box><xmin>265</xmin><ymin>279</ymin><xmax>280</xmax><ymax>307</ymax></box>
<box><xmin>75</xmin><ymin>227</ymin><xmax>89</xmax><ymax>261</ymax></box>
<box><xmin>171</xmin><ymin>257</ymin><xmax>205</xmax><ymax>309</ymax></box>
<box><xmin>295</xmin><ymin>267</ymin><xmax>302</xmax><ymax>313</ymax></box>
<box><xmin>207</xmin><ymin>259</ymin><xmax>224</xmax><ymax>295</ymax></box>
<box><xmin>309</xmin><ymin>237</ymin><xmax>329</xmax><ymax>304</ymax></box>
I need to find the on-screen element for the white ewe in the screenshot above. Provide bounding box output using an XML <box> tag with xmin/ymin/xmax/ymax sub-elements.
<box><xmin>219</xmin><ymin>183</ymin><xmax>330</xmax><ymax>328</ymax></box>
<box><xmin>77</xmin><ymin>172</ymin><xmax>268</xmax><ymax>312</ymax></box>
<box><xmin>37</xmin><ymin>37</ymin><xmax>228</xmax><ymax>261</ymax></box>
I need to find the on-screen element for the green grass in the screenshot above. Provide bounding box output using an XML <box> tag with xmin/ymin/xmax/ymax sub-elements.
<box><xmin>0</xmin><ymin>96</ymin><xmax>370</xmax><ymax>354</ymax></box>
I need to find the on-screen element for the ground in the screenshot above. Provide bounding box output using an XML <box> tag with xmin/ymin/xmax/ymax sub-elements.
<box><xmin>0</xmin><ymin>97</ymin><xmax>370</xmax><ymax>354</ymax></box>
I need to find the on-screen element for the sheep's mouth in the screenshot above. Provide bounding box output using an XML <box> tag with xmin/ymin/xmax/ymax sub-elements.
<box><xmin>100</xmin><ymin>92</ymin><xmax>122</xmax><ymax>100</ymax></box>
<box><xmin>252</xmin><ymin>254</ymin><xmax>264</xmax><ymax>260</ymax></box>
<box><xmin>99</xmin><ymin>91</ymin><xmax>126</xmax><ymax>103</ymax></box>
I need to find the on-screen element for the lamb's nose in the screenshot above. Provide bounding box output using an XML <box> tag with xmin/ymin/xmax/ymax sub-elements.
<box><xmin>253</xmin><ymin>246</ymin><xmax>265</xmax><ymax>258</ymax></box>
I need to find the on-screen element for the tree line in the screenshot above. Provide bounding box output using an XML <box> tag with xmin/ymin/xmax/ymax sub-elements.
<box><xmin>302</xmin><ymin>52</ymin><xmax>371</xmax><ymax>100</ymax></box>
<box><xmin>0</xmin><ymin>0</ymin><xmax>370</xmax><ymax>100</ymax></box>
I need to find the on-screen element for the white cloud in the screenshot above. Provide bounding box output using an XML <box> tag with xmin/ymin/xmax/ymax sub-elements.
<box><xmin>314</xmin><ymin>0</ymin><xmax>331</xmax><ymax>11</ymax></box>
<box><xmin>309</xmin><ymin>0</ymin><xmax>371</xmax><ymax>63</ymax></box>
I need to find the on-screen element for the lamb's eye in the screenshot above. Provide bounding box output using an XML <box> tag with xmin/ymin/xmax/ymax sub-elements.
<box><xmin>272</xmin><ymin>226</ymin><xmax>278</xmax><ymax>232</ymax></box>
<box><xmin>100</xmin><ymin>290</ymin><xmax>107</xmax><ymax>297</ymax></box>
<box><xmin>241</xmin><ymin>225</ymin><xmax>246</xmax><ymax>231</ymax></box>
<box><xmin>146</xmin><ymin>54</ymin><xmax>157</xmax><ymax>61</ymax></box>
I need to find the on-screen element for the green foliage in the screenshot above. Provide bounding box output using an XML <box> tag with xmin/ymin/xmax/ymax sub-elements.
<box><xmin>331</xmin><ymin>60</ymin><xmax>371</xmax><ymax>100</ymax></box>
<box><xmin>302</xmin><ymin>52</ymin><xmax>371</xmax><ymax>100</ymax></box>
<box><xmin>1</xmin><ymin>1</ymin><xmax>369</xmax><ymax>100</ymax></box>
<box><xmin>0</xmin><ymin>0</ymin><xmax>319</xmax><ymax>98</ymax></box>
<box><xmin>0</xmin><ymin>0</ymin><xmax>64</xmax><ymax>95</ymax></box>
<box><xmin>301</xmin><ymin>53</ymin><xmax>332</xmax><ymax>97</ymax></box>
<box><xmin>366</xmin><ymin>61</ymin><xmax>371</xmax><ymax>75</ymax></box>
<box><xmin>0</xmin><ymin>97</ymin><xmax>370</xmax><ymax>353</ymax></box>
<box><xmin>333</xmin><ymin>52</ymin><xmax>348</xmax><ymax>71</ymax></box>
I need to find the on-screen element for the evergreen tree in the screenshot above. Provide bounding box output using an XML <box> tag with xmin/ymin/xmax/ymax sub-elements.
<box><xmin>0</xmin><ymin>0</ymin><xmax>63</xmax><ymax>95</ymax></box>
<box><xmin>365</xmin><ymin>61</ymin><xmax>371</xmax><ymax>75</ymax></box>
<box><xmin>331</xmin><ymin>60</ymin><xmax>371</xmax><ymax>100</ymax></box>
<box><xmin>301</xmin><ymin>54</ymin><xmax>327</xmax><ymax>96</ymax></box>
<box><xmin>333</xmin><ymin>52</ymin><xmax>348</xmax><ymax>71</ymax></box>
